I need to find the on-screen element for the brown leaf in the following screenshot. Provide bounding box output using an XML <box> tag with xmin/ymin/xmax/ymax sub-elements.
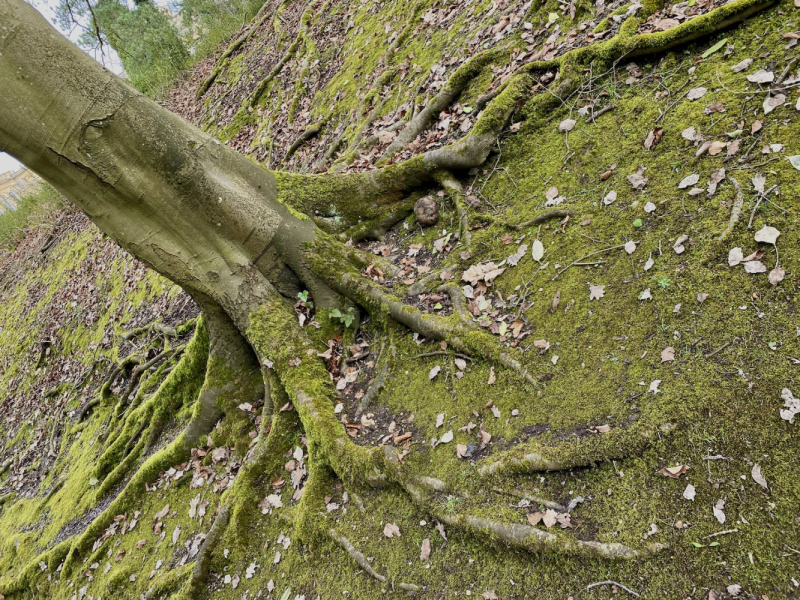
<box><xmin>768</xmin><ymin>267</ymin><xmax>785</xmax><ymax>286</ymax></box>
<box><xmin>527</xmin><ymin>512</ymin><xmax>543</xmax><ymax>525</ymax></box>
<box><xmin>643</xmin><ymin>127</ymin><xmax>663</xmax><ymax>150</ymax></box>
<box><xmin>487</xmin><ymin>367</ymin><xmax>496</xmax><ymax>385</ymax></box>
<box><xmin>659</xmin><ymin>464</ymin><xmax>688</xmax><ymax>478</ymax></box>
<box><xmin>661</xmin><ymin>346</ymin><xmax>675</xmax><ymax>362</ymax></box>
<box><xmin>549</xmin><ymin>290</ymin><xmax>561</xmax><ymax>313</ymax></box>
<box><xmin>708</xmin><ymin>140</ymin><xmax>727</xmax><ymax>156</ymax></box>
<box><xmin>420</xmin><ymin>538</ymin><xmax>431</xmax><ymax>562</ymax></box>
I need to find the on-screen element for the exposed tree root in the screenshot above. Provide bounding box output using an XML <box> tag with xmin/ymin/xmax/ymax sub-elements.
<box><xmin>329</xmin><ymin>529</ymin><xmax>421</xmax><ymax>592</ymax></box>
<box><xmin>247</xmin><ymin>2</ymin><xmax>314</xmax><ymax>108</ymax></box>
<box><xmin>383</xmin><ymin>449</ymin><xmax>663</xmax><ymax>559</ymax></box>
<box><xmin>476</xmin><ymin>424</ymin><xmax>660</xmax><ymax>478</ymax></box>
<box><xmin>121</xmin><ymin>319</ymin><xmax>179</xmax><ymax>340</ymax></box>
<box><xmin>283</xmin><ymin>118</ymin><xmax>327</xmax><ymax>162</ymax></box>
<box><xmin>378</xmin><ymin>48</ymin><xmax>502</xmax><ymax>164</ymax></box>
<box><xmin>195</xmin><ymin>0</ymin><xmax>281</xmax><ymax>99</ymax></box>
<box><xmin>355</xmin><ymin>339</ymin><xmax>396</xmax><ymax>418</ymax></box>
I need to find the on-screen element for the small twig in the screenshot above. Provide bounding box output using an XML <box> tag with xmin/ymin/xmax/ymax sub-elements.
<box><xmin>417</xmin><ymin>351</ymin><xmax>474</xmax><ymax>361</ymax></box>
<box><xmin>588</xmin><ymin>104</ymin><xmax>616</xmax><ymax>122</ymax></box>
<box><xmin>747</xmin><ymin>184</ymin><xmax>777</xmax><ymax>229</ymax></box>
<box><xmin>718</xmin><ymin>176</ymin><xmax>743</xmax><ymax>241</ymax></box>
<box><xmin>703</xmin><ymin>528</ymin><xmax>738</xmax><ymax>540</ymax></box>
<box><xmin>702</xmin><ymin>455</ymin><xmax>730</xmax><ymax>461</ymax></box>
<box><xmin>506</xmin><ymin>209</ymin><xmax>573</xmax><ymax>230</ymax></box>
<box><xmin>775</xmin><ymin>57</ymin><xmax>798</xmax><ymax>86</ymax></box>
<box><xmin>553</xmin><ymin>244</ymin><xmax>626</xmax><ymax>280</ymax></box>
<box><xmin>586</xmin><ymin>580</ymin><xmax>640</xmax><ymax>597</ymax></box>
<box><xmin>704</xmin><ymin>342</ymin><xmax>730</xmax><ymax>359</ymax></box>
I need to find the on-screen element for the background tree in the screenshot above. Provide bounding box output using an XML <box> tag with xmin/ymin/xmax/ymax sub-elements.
<box><xmin>55</xmin><ymin>0</ymin><xmax>188</xmax><ymax>94</ymax></box>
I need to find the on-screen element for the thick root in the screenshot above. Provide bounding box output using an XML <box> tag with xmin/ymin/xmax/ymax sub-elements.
<box><xmin>476</xmin><ymin>424</ymin><xmax>659</xmax><ymax>478</ymax></box>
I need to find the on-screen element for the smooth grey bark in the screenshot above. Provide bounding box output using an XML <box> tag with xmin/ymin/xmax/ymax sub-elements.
<box><xmin>0</xmin><ymin>0</ymin><xmax>327</xmax><ymax>329</ymax></box>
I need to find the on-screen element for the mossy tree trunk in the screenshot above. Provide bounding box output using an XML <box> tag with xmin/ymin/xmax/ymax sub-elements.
<box><xmin>0</xmin><ymin>0</ymin><xmax>776</xmax><ymax>592</ymax></box>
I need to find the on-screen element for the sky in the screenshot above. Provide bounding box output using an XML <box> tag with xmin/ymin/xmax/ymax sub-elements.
<box><xmin>1</xmin><ymin>0</ymin><xmax>123</xmax><ymax>174</ymax></box>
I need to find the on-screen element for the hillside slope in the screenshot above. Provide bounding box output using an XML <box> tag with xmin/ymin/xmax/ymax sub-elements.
<box><xmin>1</xmin><ymin>0</ymin><xmax>800</xmax><ymax>598</ymax></box>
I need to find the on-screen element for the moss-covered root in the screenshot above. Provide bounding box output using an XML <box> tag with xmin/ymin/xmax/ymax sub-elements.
<box><xmin>177</xmin><ymin>408</ymin><xmax>299</xmax><ymax>598</ymax></box>
<box><xmin>0</xmin><ymin>538</ymin><xmax>73</xmax><ymax>598</ymax></box>
<box><xmin>329</xmin><ymin>529</ymin><xmax>422</xmax><ymax>592</ymax></box>
<box><xmin>143</xmin><ymin>564</ymin><xmax>193</xmax><ymax>600</ymax></box>
<box><xmin>383</xmin><ymin>450</ymin><xmax>663</xmax><ymax>560</ymax></box>
<box><xmin>195</xmin><ymin>1</ymin><xmax>280</xmax><ymax>99</ymax></box>
<box><xmin>434</xmin><ymin>169</ymin><xmax>471</xmax><ymax>244</ymax></box>
<box><xmin>306</xmin><ymin>235</ymin><xmax>539</xmax><ymax>385</ymax></box>
<box><xmin>61</xmin><ymin>307</ymin><xmax>264</xmax><ymax>577</ymax></box>
<box><xmin>178</xmin><ymin>507</ymin><xmax>230</xmax><ymax>599</ymax></box>
<box><xmin>378</xmin><ymin>48</ymin><xmax>503</xmax><ymax>165</ymax></box>
<box><xmin>476</xmin><ymin>423</ymin><xmax>660</xmax><ymax>478</ymax></box>
<box><xmin>283</xmin><ymin>117</ymin><xmax>328</xmax><ymax>163</ymax></box>
<box><xmin>247</xmin><ymin>1</ymin><xmax>314</xmax><ymax>108</ymax></box>
<box><xmin>355</xmin><ymin>339</ymin><xmax>395</xmax><ymax>418</ymax></box>
<box><xmin>248</xmin><ymin>302</ymin><xmax>388</xmax><ymax>489</ymax></box>
<box><xmin>91</xmin><ymin>324</ymin><xmax>210</xmax><ymax>491</ymax></box>
<box><xmin>719</xmin><ymin>175</ymin><xmax>744</xmax><ymax>241</ymax></box>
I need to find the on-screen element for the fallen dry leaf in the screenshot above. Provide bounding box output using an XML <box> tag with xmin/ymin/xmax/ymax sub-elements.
<box><xmin>644</xmin><ymin>127</ymin><xmax>663</xmax><ymax>150</ymax></box>
<box><xmin>559</xmin><ymin>118</ymin><xmax>576</xmax><ymax>132</ymax></box>
<box><xmin>659</xmin><ymin>464</ymin><xmax>688</xmax><ymax>478</ymax></box>
<box><xmin>713</xmin><ymin>499</ymin><xmax>726</xmax><ymax>524</ymax></box>
<box><xmin>678</xmin><ymin>174</ymin><xmax>700</xmax><ymax>189</ymax></box>
<box><xmin>746</xmin><ymin>69</ymin><xmax>774</xmax><ymax>84</ymax></box>
<box><xmin>687</xmin><ymin>87</ymin><xmax>708</xmax><ymax>100</ymax></box>
<box><xmin>751</xmin><ymin>464</ymin><xmax>768</xmax><ymax>490</ymax></box>
<box><xmin>420</xmin><ymin>538</ymin><xmax>431</xmax><ymax>562</ymax></box>
<box><xmin>683</xmin><ymin>484</ymin><xmax>696</xmax><ymax>501</ymax></box>
<box><xmin>708</xmin><ymin>140</ymin><xmax>726</xmax><ymax>155</ymax></box>
<box><xmin>768</xmin><ymin>267</ymin><xmax>785</xmax><ymax>285</ymax></box>
<box><xmin>661</xmin><ymin>346</ymin><xmax>675</xmax><ymax>362</ymax></box>
<box><xmin>728</xmin><ymin>247</ymin><xmax>744</xmax><ymax>266</ymax></box>
<box><xmin>754</xmin><ymin>225</ymin><xmax>780</xmax><ymax>245</ymax></box>
<box><xmin>744</xmin><ymin>261</ymin><xmax>767</xmax><ymax>274</ymax></box>
<box><xmin>589</xmin><ymin>284</ymin><xmax>605</xmax><ymax>300</ymax></box>
<box><xmin>383</xmin><ymin>523</ymin><xmax>401</xmax><ymax>538</ymax></box>
<box><xmin>731</xmin><ymin>58</ymin><xmax>753</xmax><ymax>72</ymax></box>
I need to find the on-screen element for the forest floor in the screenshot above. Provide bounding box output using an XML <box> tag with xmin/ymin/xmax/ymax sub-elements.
<box><xmin>1</xmin><ymin>0</ymin><xmax>800</xmax><ymax>598</ymax></box>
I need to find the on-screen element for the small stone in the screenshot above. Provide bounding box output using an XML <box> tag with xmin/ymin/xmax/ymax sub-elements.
<box><xmin>414</xmin><ymin>196</ymin><xmax>439</xmax><ymax>227</ymax></box>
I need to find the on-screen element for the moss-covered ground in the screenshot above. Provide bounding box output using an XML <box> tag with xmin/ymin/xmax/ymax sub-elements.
<box><xmin>2</xmin><ymin>0</ymin><xmax>800</xmax><ymax>598</ymax></box>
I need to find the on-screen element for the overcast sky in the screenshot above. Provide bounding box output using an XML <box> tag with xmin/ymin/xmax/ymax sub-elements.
<box><xmin>1</xmin><ymin>0</ymin><xmax>123</xmax><ymax>174</ymax></box>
